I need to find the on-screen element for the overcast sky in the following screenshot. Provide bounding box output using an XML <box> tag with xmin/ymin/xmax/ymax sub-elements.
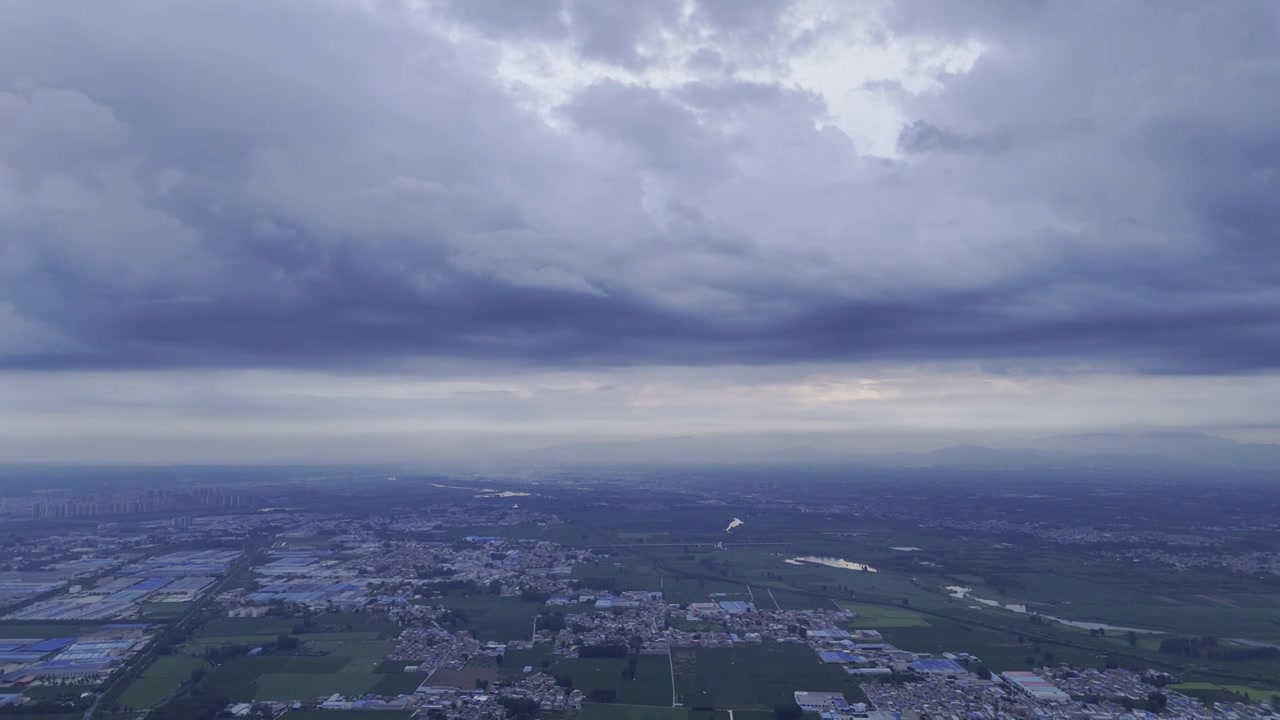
<box><xmin>2</xmin><ymin>0</ymin><xmax>1279</xmax><ymax>462</ymax></box>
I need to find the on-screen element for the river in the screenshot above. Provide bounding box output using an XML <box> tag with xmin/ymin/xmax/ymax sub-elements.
<box><xmin>944</xmin><ymin>586</ymin><xmax>1162</xmax><ymax>634</ymax></box>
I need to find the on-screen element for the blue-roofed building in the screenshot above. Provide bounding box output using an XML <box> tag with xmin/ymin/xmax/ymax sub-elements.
<box><xmin>22</xmin><ymin>638</ymin><xmax>76</xmax><ymax>655</ymax></box>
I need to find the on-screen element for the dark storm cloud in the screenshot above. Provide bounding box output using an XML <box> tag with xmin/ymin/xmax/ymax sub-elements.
<box><xmin>2</xmin><ymin>0</ymin><xmax>1279</xmax><ymax>374</ymax></box>
<box><xmin>896</xmin><ymin>121</ymin><xmax>1015</xmax><ymax>155</ymax></box>
<box><xmin>568</xmin><ymin>0</ymin><xmax>683</xmax><ymax>70</ymax></box>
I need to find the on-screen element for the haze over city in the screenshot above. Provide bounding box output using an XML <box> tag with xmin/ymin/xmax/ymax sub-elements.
<box><xmin>3</xmin><ymin>0</ymin><xmax>1279</xmax><ymax>462</ymax></box>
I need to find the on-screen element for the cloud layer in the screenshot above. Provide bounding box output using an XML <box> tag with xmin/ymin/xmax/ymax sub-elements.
<box><xmin>2</xmin><ymin>1</ymin><xmax>1280</xmax><ymax>461</ymax></box>
<box><xmin>2</xmin><ymin>0</ymin><xmax>1276</xmax><ymax>377</ymax></box>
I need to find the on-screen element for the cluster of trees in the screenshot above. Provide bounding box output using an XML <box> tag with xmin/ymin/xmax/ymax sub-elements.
<box><xmin>439</xmin><ymin>608</ymin><xmax>469</xmax><ymax>626</ymax></box>
<box><xmin>203</xmin><ymin>643</ymin><xmax>254</xmax><ymax>664</ymax></box>
<box><xmin>1209</xmin><ymin>645</ymin><xmax>1279</xmax><ymax>661</ymax></box>
<box><xmin>1022</xmin><ymin>650</ymin><xmax>1058</xmax><ymax>667</ymax></box>
<box><xmin>519</xmin><ymin>588</ymin><xmax>550</xmax><ymax>603</ymax></box>
<box><xmin>0</xmin><ymin>693</ymin><xmax>93</xmax><ymax>716</ymax></box>
<box><xmin>578</xmin><ymin>576</ymin><xmax>619</xmax><ymax>591</ymax></box>
<box><xmin>1118</xmin><ymin>691</ymin><xmax>1167</xmax><ymax>712</ymax></box>
<box><xmin>433</xmin><ymin>578</ymin><xmax>482</xmax><ymax>595</ymax></box>
<box><xmin>785</xmin><ymin>624</ymin><xmax>807</xmax><ymax>638</ymax></box>
<box><xmin>1088</xmin><ymin>627</ymin><xmax>1140</xmax><ymax>647</ymax></box>
<box><xmin>1160</xmin><ymin>635</ymin><xmax>1218</xmax><ymax>656</ymax></box>
<box><xmin>773</xmin><ymin>702</ymin><xmax>804</xmax><ymax>720</ymax></box>
<box><xmin>621</xmin><ymin>654</ymin><xmax>639</xmax><ymax>680</ymax></box>
<box><xmin>983</xmin><ymin>572</ymin><xmax>1026</xmax><ymax>596</ymax></box>
<box><xmin>497</xmin><ymin>696</ymin><xmax>540</xmax><ymax>720</ymax></box>
<box><xmin>1156</xmin><ymin>635</ymin><xmax>1275</xmax><ymax>661</ymax></box>
<box><xmin>536</xmin><ymin>612</ymin><xmax>566</xmax><ymax>632</ymax></box>
<box><xmin>414</xmin><ymin>566</ymin><xmax>456</xmax><ymax>579</ymax></box>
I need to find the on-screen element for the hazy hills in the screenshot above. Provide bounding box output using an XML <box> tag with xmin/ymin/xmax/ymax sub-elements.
<box><xmin>495</xmin><ymin>430</ymin><xmax>1280</xmax><ymax>472</ymax></box>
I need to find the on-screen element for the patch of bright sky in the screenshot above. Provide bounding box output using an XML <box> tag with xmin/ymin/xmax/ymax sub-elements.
<box><xmin>434</xmin><ymin>0</ymin><xmax>985</xmax><ymax>157</ymax></box>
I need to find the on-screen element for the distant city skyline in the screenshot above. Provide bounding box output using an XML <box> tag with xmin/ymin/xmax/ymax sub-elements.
<box><xmin>2</xmin><ymin>1</ymin><xmax>1279</xmax><ymax>461</ymax></box>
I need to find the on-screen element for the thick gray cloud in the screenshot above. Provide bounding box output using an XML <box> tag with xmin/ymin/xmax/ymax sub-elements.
<box><xmin>1</xmin><ymin>0</ymin><xmax>1279</xmax><ymax>379</ymax></box>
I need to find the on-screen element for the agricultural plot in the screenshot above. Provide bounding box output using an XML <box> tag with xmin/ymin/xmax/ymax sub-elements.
<box><xmin>430</xmin><ymin>594</ymin><xmax>575</xmax><ymax>642</ymax></box>
<box><xmin>313</xmin><ymin>613</ymin><xmax>400</xmax><ymax>634</ymax></box>
<box><xmin>199</xmin><ymin>616</ymin><xmax>299</xmax><ymax>637</ymax></box>
<box><xmin>577</xmin><ymin>704</ymin><xmax>728</xmax><ymax>720</ymax></box>
<box><xmin>544</xmin><ymin>654</ymin><xmax>674</xmax><ymax>706</ymax></box>
<box><xmin>672</xmin><ymin>642</ymin><xmax>867</xmax><ymax>710</ymax></box>
<box><xmin>575</xmin><ymin>556</ymin><xmax>666</xmax><ymax>592</ymax></box>
<box><xmin>617</xmin><ymin>532</ymin><xmax>672</xmax><ymax>541</ymax></box>
<box><xmin>424</xmin><ymin>662</ymin><xmax>498</xmax><ymax>690</ymax></box>
<box><xmin>279</xmin><ymin>711</ymin><xmax>413</xmax><ymax>720</ymax></box>
<box><xmin>140</xmin><ymin>601</ymin><xmax>192</xmax><ymax>619</ymax></box>
<box><xmin>1170</xmin><ymin>681</ymin><xmax>1280</xmax><ymax>702</ymax></box>
<box><xmin>836</xmin><ymin>602</ymin><xmax>931</xmax><ymax>627</ymax></box>
<box><xmin>373</xmin><ymin>660</ymin><xmax>419</xmax><ymax>673</ymax></box>
<box><xmin>762</xmin><ymin>587</ymin><xmax>823</xmax><ymax>611</ymax></box>
<box><xmin>192</xmin><ymin>639</ymin><xmax>398</xmax><ymax>703</ymax></box>
<box><xmin>368</xmin><ymin>670</ymin><xmax>429</xmax><ymax>695</ymax></box>
<box><xmin>876</xmin><ymin>613</ymin><xmax>1103</xmax><ymax>672</ymax></box>
<box><xmin>499</xmin><ymin>645</ymin><xmax>557</xmax><ymax>678</ymax></box>
<box><xmin>198</xmin><ymin>613</ymin><xmax>396</xmax><ymax>640</ymax></box>
<box><xmin>117</xmin><ymin>655</ymin><xmax>208</xmax><ymax>710</ymax></box>
<box><xmin>254</xmin><ymin>672</ymin><xmax>377</xmax><ymax>701</ymax></box>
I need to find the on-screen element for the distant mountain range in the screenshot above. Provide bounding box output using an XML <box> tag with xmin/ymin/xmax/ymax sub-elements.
<box><xmin>493</xmin><ymin>430</ymin><xmax>1280</xmax><ymax>472</ymax></box>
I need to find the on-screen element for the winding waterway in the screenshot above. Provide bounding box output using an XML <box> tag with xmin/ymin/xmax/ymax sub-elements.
<box><xmin>944</xmin><ymin>586</ymin><xmax>1162</xmax><ymax>634</ymax></box>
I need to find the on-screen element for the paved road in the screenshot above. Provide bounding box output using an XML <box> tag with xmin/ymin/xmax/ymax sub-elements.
<box><xmin>668</xmin><ymin>647</ymin><xmax>678</xmax><ymax>707</ymax></box>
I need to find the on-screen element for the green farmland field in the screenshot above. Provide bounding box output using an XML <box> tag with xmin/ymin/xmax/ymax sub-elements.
<box><xmin>280</xmin><ymin>711</ymin><xmax>413</xmax><ymax>720</ymax></box>
<box><xmin>577</xmin><ymin>704</ymin><xmax>730</xmax><ymax>720</ymax></box>
<box><xmin>427</xmin><ymin>594</ymin><xmax>581</xmax><ymax>642</ymax></box>
<box><xmin>672</xmin><ymin>642</ymin><xmax>867</xmax><ymax>710</ymax></box>
<box><xmin>541</xmin><ymin>654</ymin><xmax>674</xmax><ymax>706</ymax></box>
<box><xmin>117</xmin><ymin>655</ymin><xmax>208</xmax><ymax>710</ymax></box>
